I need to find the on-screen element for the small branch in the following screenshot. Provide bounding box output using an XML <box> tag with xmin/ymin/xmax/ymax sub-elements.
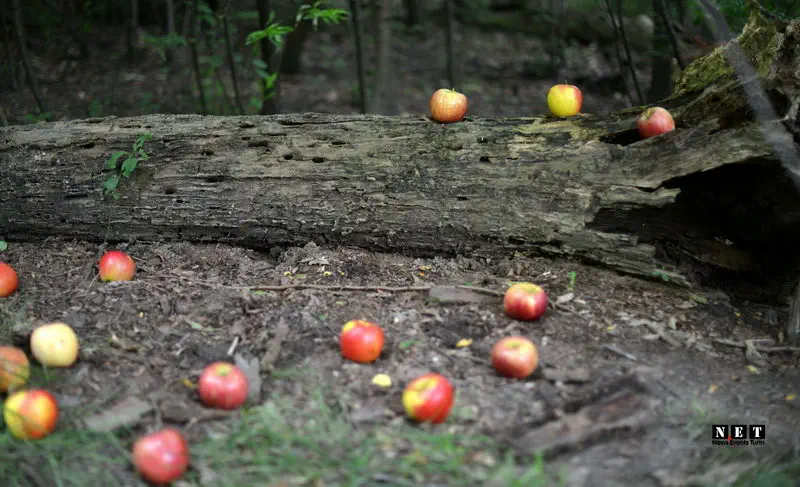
<box><xmin>713</xmin><ymin>338</ymin><xmax>800</xmax><ymax>354</ymax></box>
<box><xmin>444</xmin><ymin>0</ymin><xmax>456</xmax><ymax>90</ymax></box>
<box><xmin>223</xmin><ymin>0</ymin><xmax>244</xmax><ymax>114</ymax></box>
<box><xmin>602</xmin><ymin>0</ymin><xmax>634</xmax><ymax>106</ymax></box>
<box><xmin>189</xmin><ymin>0</ymin><xmax>208</xmax><ymax>114</ymax></box>
<box><xmin>349</xmin><ymin>0</ymin><xmax>367</xmax><ymax>113</ymax></box>
<box><xmin>230</xmin><ymin>283</ymin><xmax>434</xmax><ymax>292</ymax></box>
<box><xmin>656</xmin><ymin>0</ymin><xmax>685</xmax><ymax>70</ymax></box>
<box><xmin>617</xmin><ymin>0</ymin><xmax>644</xmax><ymax>104</ymax></box>
<box><xmin>11</xmin><ymin>0</ymin><xmax>47</xmax><ymax>114</ymax></box>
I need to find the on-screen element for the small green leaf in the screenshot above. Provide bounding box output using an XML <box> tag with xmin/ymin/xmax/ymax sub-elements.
<box><xmin>187</xmin><ymin>320</ymin><xmax>205</xmax><ymax>331</ymax></box>
<box><xmin>106</xmin><ymin>151</ymin><xmax>128</xmax><ymax>169</ymax></box>
<box><xmin>398</xmin><ymin>339</ymin><xmax>418</xmax><ymax>350</ymax></box>
<box><xmin>121</xmin><ymin>157</ymin><xmax>138</xmax><ymax>177</ymax></box>
<box><xmin>0</xmin><ymin>241</ymin><xmax>7</xmax><ymax>251</ymax></box>
<box><xmin>103</xmin><ymin>175</ymin><xmax>120</xmax><ymax>190</ymax></box>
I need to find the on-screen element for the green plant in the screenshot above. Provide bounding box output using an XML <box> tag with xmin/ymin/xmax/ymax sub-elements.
<box><xmin>103</xmin><ymin>133</ymin><xmax>153</xmax><ymax>200</ymax></box>
<box><xmin>567</xmin><ymin>271</ymin><xmax>577</xmax><ymax>291</ymax></box>
<box><xmin>0</xmin><ymin>241</ymin><xmax>7</xmax><ymax>252</ymax></box>
<box><xmin>24</xmin><ymin>112</ymin><xmax>52</xmax><ymax>124</ymax></box>
<box><xmin>245</xmin><ymin>2</ymin><xmax>349</xmax><ymax>109</ymax></box>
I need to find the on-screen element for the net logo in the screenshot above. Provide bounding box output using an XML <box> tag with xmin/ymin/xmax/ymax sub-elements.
<box><xmin>712</xmin><ymin>424</ymin><xmax>766</xmax><ymax>446</ymax></box>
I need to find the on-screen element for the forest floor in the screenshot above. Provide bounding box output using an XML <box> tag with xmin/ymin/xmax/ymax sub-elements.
<box><xmin>3</xmin><ymin>7</ymin><xmax>800</xmax><ymax>487</ymax></box>
<box><xmin>1</xmin><ymin>239</ymin><xmax>799</xmax><ymax>486</ymax></box>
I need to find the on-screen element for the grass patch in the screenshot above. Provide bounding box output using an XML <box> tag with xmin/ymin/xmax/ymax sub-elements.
<box><xmin>187</xmin><ymin>388</ymin><xmax>562</xmax><ymax>486</ymax></box>
<box><xmin>0</xmin><ymin>379</ymin><xmax>564</xmax><ymax>486</ymax></box>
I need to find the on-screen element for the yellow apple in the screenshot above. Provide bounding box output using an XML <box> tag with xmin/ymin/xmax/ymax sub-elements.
<box><xmin>547</xmin><ymin>84</ymin><xmax>583</xmax><ymax>117</ymax></box>
<box><xmin>30</xmin><ymin>322</ymin><xmax>80</xmax><ymax>367</ymax></box>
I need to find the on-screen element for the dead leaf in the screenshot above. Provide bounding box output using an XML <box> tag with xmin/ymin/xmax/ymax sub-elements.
<box><xmin>83</xmin><ymin>396</ymin><xmax>153</xmax><ymax>432</ymax></box>
<box><xmin>261</xmin><ymin>319</ymin><xmax>290</xmax><ymax>372</ymax></box>
<box><xmin>234</xmin><ymin>353</ymin><xmax>262</xmax><ymax>404</ymax></box>
<box><xmin>555</xmin><ymin>293</ymin><xmax>574</xmax><ymax>305</ymax></box>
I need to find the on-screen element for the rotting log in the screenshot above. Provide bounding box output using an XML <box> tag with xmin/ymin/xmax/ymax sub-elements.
<box><xmin>1</xmin><ymin>11</ymin><xmax>799</xmax><ymax>304</ymax></box>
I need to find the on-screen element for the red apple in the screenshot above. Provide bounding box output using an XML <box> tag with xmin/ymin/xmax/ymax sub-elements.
<box><xmin>503</xmin><ymin>282</ymin><xmax>548</xmax><ymax>321</ymax></box>
<box><xmin>98</xmin><ymin>250</ymin><xmax>136</xmax><ymax>281</ymax></box>
<box><xmin>0</xmin><ymin>346</ymin><xmax>30</xmax><ymax>393</ymax></box>
<box><xmin>0</xmin><ymin>261</ymin><xmax>19</xmax><ymax>297</ymax></box>
<box><xmin>429</xmin><ymin>88</ymin><xmax>468</xmax><ymax>123</ymax></box>
<box><xmin>3</xmin><ymin>389</ymin><xmax>59</xmax><ymax>440</ymax></box>
<box><xmin>637</xmin><ymin>107</ymin><xmax>675</xmax><ymax>139</ymax></box>
<box><xmin>402</xmin><ymin>373</ymin><xmax>455</xmax><ymax>424</ymax></box>
<box><xmin>30</xmin><ymin>322</ymin><xmax>80</xmax><ymax>368</ymax></box>
<box><xmin>547</xmin><ymin>84</ymin><xmax>583</xmax><ymax>117</ymax></box>
<box><xmin>340</xmin><ymin>320</ymin><xmax>384</xmax><ymax>363</ymax></box>
<box><xmin>491</xmin><ymin>336</ymin><xmax>539</xmax><ymax>379</ymax></box>
<box><xmin>132</xmin><ymin>428</ymin><xmax>190</xmax><ymax>485</ymax></box>
<box><xmin>198</xmin><ymin>361</ymin><xmax>249</xmax><ymax>410</ymax></box>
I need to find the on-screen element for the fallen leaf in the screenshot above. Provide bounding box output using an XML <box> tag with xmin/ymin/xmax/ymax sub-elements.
<box><xmin>455</xmin><ymin>338</ymin><xmax>473</xmax><ymax>348</ymax></box>
<box><xmin>371</xmin><ymin>373</ymin><xmax>392</xmax><ymax>387</ymax></box>
<box><xmin>181</xmin><ymin>378</ymin><xmax>197</xmax><ymax>389</ymax></box>
<box><xmin>786</xmin><ymin>393</ymin><xmax>797</xmax><ymax>401</ymax></box>
<box><xmin>234</xmin><ymin>353</ymin><xmax>262</xmax><ymax>404</ymax></box>
<box><xmin>555</xmin><ymin>293</ymin><xmax>574</xmax><ymax>305</ymax></box>
<box><xmin>746</xmin><ymin>365</ymin><xmax>760</xmax><ymax>374</ymax></box>
<box><xmin>708</xmin><ymin>384</ymin><xmax>718</xmax><ymax>393</ymax></box>
<box><xmin>83</xmin><ymin>396</ymin><xmax>153</xmax><ymax>432</ymax></box>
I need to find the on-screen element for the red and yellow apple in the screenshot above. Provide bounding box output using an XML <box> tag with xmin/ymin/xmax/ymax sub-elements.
<box><xmin>547</xmin><ymin>84</ymin><xmax>583</xmax><ymax>117</ymax></box>
<box><xmin>429</xmin><ymin>88</ymin><xmax>468</xmax><ymax>123</ymax></box>
<box><xmin>504</xmin><ymin>282</ymin><xmax>548</xmax><ymax>321</ymax></box>
<box><xmin>30</xmin><ymin>322</ymin><xmax>80</xmax><ymax>367</ymax></box>
<box><xmin>198</xmin><ymin>362</ymin><xmax>249</xmax><ymax>410</ymax></box>
<box><xmin>402</xmin><ymin>373</ymin><xmax>455</xmax><ymax>424</ymax></box>
<box><xmin>132</xmin><ymin>428</ymin><xmax>190</xmax><ymax>485</ymax></box>
<box><xmin>340</xmin><ymin>320</ymin><xmax>384</xmax><ymax>363</ymax></box>
<box><xmin>0</xmin><ymin>346</ymin><xmax>30</xmax><ymax>392</ymax></box>
<box><xmin>98</xmin><ymin>250</ymin><xmax>136</xmax><ymax>281</ymax></box>
<box><xmin>636</xmin><ymin>106</ymin><xmax>675</xmax><ymax>139</ymax></box>
<box><xmin>3</xmin><ymin>389</ymin><xmax>59</xmax><ymax>440</ymax></box>
<box><xmin>491</xmin><ymin>336</ymin><xmax>539</xmax><ymax>379</ymax></box>
<box><xmin>0</xmin><ymin>261</ymin><xmax>19</xmax><ymax>297</ymax></box>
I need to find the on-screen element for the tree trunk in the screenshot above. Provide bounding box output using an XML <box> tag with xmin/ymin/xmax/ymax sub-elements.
<box><xmin>1</xmin><ymin>11</ymin><xmax>798</xmax><ymax>305</ymax></box>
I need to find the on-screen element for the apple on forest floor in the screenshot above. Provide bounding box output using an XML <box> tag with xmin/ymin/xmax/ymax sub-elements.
<box><xmin>402</xmin><ymin>373</ymin><xmax>455</xmax><ymax>424</ymax></box>
<box><xmin>0</xmin><ymin>261</ymin><xmax>19</xmax><ymax>297</ymax></box>
<box><xmin>429</xmin><ymin>88</ymin><xmax>468</xmax><ymax>123</ymax></box>
<box><xmin>340</xmin><ymin>320</ymin><xmax>384</xmax><ymax>363</ymax></box>
<box><xmin>198</xmin><ymin>361</ymin><xmax>249</xmax><ymax>410</ymax></box>
<box><xmin>491</xmin><ymin>336</ymin><xmax>539</xmax><ymax>379</ymax></box>
<box><xmin>0</xmin><ymin>345</ymin><xmax>30</xmax><ymax>392</ymax></box>
<box><xmin>30</xmin><ymin>322</ymin><xmax>80</xmax><ymax>367</ymax></box>
<box><xmin>132</xmin><ymin>428</ymin><xmax>190</xmax><ymax>485</ymax></box>
<box><xmin>98</xmin><ymin>250</ymin><xmax>136</xmax><ymax>281</ymax></box>
<box><xmin>3</xmin><ymin>389</ymin><xmax>59</xmax><ymax>440</ymax></box>
<box><xmin>547</xmin><ymin>84</ymin><xmax>582</xmax><ymax>117</ymax></box>
<box><xmin>503</xmin><ymin>282</ymin><xmax>548</xmax><ymax>321</ymax></box>
<box><xmin>637</xmin><ymin>106</ymin><xmax>675</xmax><ymax>139</ymax></box>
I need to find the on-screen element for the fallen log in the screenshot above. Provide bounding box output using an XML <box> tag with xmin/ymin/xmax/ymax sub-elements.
<box><xmin>1</xmin><ymin>11</ymin><xmax>799</xmax><ymax>305</ymax></box>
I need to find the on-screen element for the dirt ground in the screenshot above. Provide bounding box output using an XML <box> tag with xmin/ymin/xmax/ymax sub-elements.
<box><xmin>1</xmin><ymin>239</ymin><xmax>799</xmax><ymax>486</ymax></box>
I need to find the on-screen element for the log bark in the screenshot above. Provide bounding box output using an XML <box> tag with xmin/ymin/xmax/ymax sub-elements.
<box><xmin>1</xmin><ymin>11</ymin><xmax>799</xmax><ymax>303</ymax></box>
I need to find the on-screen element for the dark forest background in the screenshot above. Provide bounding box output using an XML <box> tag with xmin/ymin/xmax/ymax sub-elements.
<box><xmin>1</xmin><ymin>0</ymin><xmax>798</xmax><ymax>126</ymax></box>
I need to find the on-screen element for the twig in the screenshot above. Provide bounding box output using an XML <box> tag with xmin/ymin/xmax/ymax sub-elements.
<box><xmin>454</xmin><ymin>284</ymin><xmax>503</xmax><ymax>296</ymax></box>
<box><xmin>189</xmin><ymin>0</ymin><xmax>208</xmax><ymax>114</ymax></box>
<box><xmin>222</xmin><ymin>0</ymin><xmax>244</xmax><ymax>114</ymax></box>
<box><xmin>642</xmin><ymin>320</ymin><xmax>682</xmax><ymax>347</ymax></box>
<box><xmin>11</xmin><ymin>0</ymin><xmax>47</xmax><ymax>113</ymax></box>
<box><xmin>444</xmin><ymin>0</ymin><xmax>456</xmax><ymax>90</ymax></box>
<box><xmin>603</xmin><ymin>344</ymin><xmax>639</xmax><ymax>361</ymax></box>
<box><xmin>616</xmin><ymin>0</ymin><xmax>643</xmax><ymax>104</ymax></box>
<box><xmin>712</xmin><ymin>338</ymin><xmax>800</xmax><ymax>353</ymax></box>
<box><xmin>656</xmin><ymin>0</ymin><xmax>685</xmax><ymax>70</ymax></box>
<box><xmin>348</xmin><ymin>0</ymin><xmax>367</xmax><ymax>113</ymax></box>
<box><xmin>231</xmin><ymin>283</ymin><xmax>433</xmax><ymax>292</ymax></box>
<box><xmin>602</xmin><ymin>0</ymin><xmax>634</xmax><ymax>105</ymax></box>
